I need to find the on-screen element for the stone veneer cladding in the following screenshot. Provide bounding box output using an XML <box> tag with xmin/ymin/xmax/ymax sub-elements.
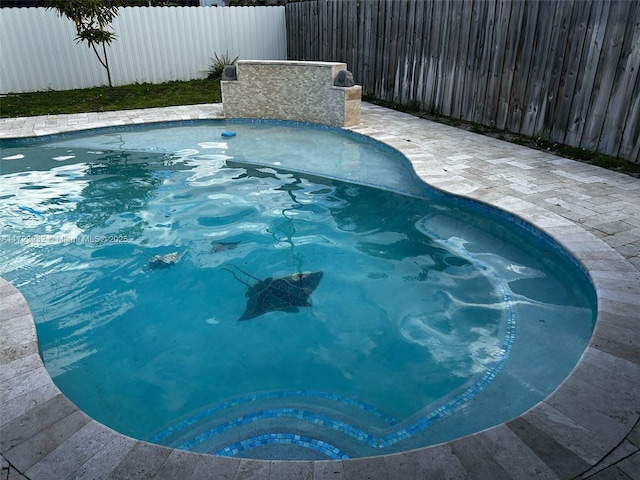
<box><xmin>221</xmin><ymin>60</ymin><xmax>361</xmax><ymax>127</ymax></box>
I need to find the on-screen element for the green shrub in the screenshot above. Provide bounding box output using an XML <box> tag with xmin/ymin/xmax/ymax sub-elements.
<box><xmin>208</xmin><ymin>52</ymin><xmax>239</xmax><ymax>80</ymax></box>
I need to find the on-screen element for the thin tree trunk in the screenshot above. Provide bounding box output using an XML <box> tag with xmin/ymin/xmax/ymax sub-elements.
<box><xmin>102</xmin><ymin>43</ymin><xmax>112</xmax><ymax>88</ymax></box>
<box><xmin>91</xmin><ymin>42</ymin><xmax>112</xmax><ymax>88</ymax></box>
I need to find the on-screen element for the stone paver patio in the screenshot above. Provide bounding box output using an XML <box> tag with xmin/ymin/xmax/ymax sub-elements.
<box><xmin>1</xmin><ymin>103</ymin><xmax>639</xmax><ymax>479</ymax></box>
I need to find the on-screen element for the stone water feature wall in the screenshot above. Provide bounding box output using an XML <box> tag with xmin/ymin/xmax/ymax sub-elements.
<box><xmin>221</xmin><ymin>60</ymin><xmax>361</xmax><ymax>128</ymax></box>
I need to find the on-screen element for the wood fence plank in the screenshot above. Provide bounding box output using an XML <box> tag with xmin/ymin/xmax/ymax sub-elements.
<box><xmin>392</xmin><ymin>0</ymin><xmax>407</xmax><ymax>103</ymax></box>
<box><xmin>315</xmin><ymin>1</ymin><xmax>321</xmax><ymax>59</ymax></box>
<box><xmin>301</xmin><ymin>0</ymin><xmax>308</xmax><ymax>58</ymax></box>
<box><xmin>340</xmin><ymin>0</ymin><xmax>347</xmax><ymax>62</ymax></box>
<box><xmin>375</xmin><ymin>0</ymin><xmax>390</xmax><ymax>98</ymax></box>
<box><xmin>296</xmin><ymin>3</ymin><xmax>309</xmax><ymax>60</ymax></box>
<box><xmin>506</xmin><ymin>0</ymin><xmax>540</xmax><ymax>133</ymax></box>
<box><xmin>408</xmin><ymin>1</ymin><xmax>426</xmax><ymax>106</ymax></box>
<box><xmin>414</xmin><ymin>0</ymin><xmax>433</xmax><ymax>107</ymax></box>
<box><xmin>356</xmin><ymin>0</ymin><xmax>366</xmax><ymax>86</ymax></box>
<box><xmin>423</xmin><ymin>0</ymin><xmax>444</xmax><ymax>111</ymax></box>
<box><xmin>400</xmin><ymin>0</ymin><xmax>418</xmax><ymax>106</ymax></box>
<box><xmin>321</xmin><ymin>0</ymin><xmax>328</xmax><ymax>59</ymax></box>
<box><xmin>386</xmin><ymin>0</ymin><xmax>402</xmax><ymax>103</ymax></box>
<box><xmin>582</xmin><ymin>0</ymin><xmax>631</xmax><ymax>152</ymax></box>
<box><xmin>605</xmin><ymin>1</ymin><xmax>640</xmax><ymax>159</ymax></box>
<box><xmin>380</xmin><ymin>0</ymin><xmax>395</xmax><ymax>100</ymax></box>
<box><xmin>482</xmin><ymin>0</ymin><xmax>511</xmax><ymax>127</ymax></box>
<box><xmin>328</xmin><ymin>0</ymin><xmax>336</xmax><ymax>62</ymax></box>
<box><xmin>548</xmin><ymin>0</ymin><xmax>592</xmax><ymax>142</ymax></box>
<box><xmin>537</xmin><ymin>0</ymin><xmax>575</xmax><ymax>137</ymax></box>
<box><xmin>459</xmin><ymin>0</ymin><xmax>478</xmax><ymax>119</ymax></box>
<box><xmin>619</xmin><ymin>73</ymin><xmax>640</xmax><ymax>162</ymax></box>
<box><xmin>439</xmin><ymin>0</ymin><xmax>461</xmax><ymax>116</ymax></box>
<box><xmin>330</xmin><ymin>0</ymin><xmax>336</xmax><ymax>60</ymax></box>
<box><xmin>520</xmin><ymin>0</ymin><xmax>557</xmax><ymax>136</ymax></box>
<box><xmin>285</xmin><ymin>3</ymin><xmax>293</xmax><ymax>59</ymax></box>
<box><xmin>313</xmin><ymin>0</ymin><xmax>318</xmax><ymax>59</ymax></box>
<box><xmin>374</xmin><ymin>0</ymin><xmax>385</xmax><ymax>97</ymax></box>
<box><xmin>298</xmin><ymin>1</ymin><xmax>307</xmax><ymax>59</ymax></box>
<box><xmin>336</xmin><ymin>0</ymin><xmax>342</xmax><ymax>61</ymax></box>
<box><xmin>302</xmin><ymin>1</ymin><xmax>308</xmax><ymax>59</ymax></box>
<box><xmin>564</xmin><ymin>0</ymin><xmax>610</xmax><ymax>147</ymax></box>
<box><xmin>399</xmin><ymin>0</ymin><xmax>416</xmax><ymax>105</ymax></box>
<box><xmin>311</xmin><ymin>0</ymin><xmax>318</xmax><ymax>59</ymax></box>
<box><xmin>461</xmin><ymin>0</ymin><xmax>486</xmax><ymax>120</ymax></box>
<box><xmin>495</xmin><ymin>0</ymin><xmax>524</xmax><ymax>130</ymax></box>
<box><xmin>336</xmin><ymin>0</ymin><xmax>344</xmax><ymax>61</ymax></box>
<box><xmin>356</xmin><ymin>1</ymin><xmax>362</xmax><ymax>72</ymax></box>
<box><xmin>393</xmin><ymin>1</ymin><xmax>407</xmax><ymax>104</ymax></box>
<box><xmin>451</xmin><ymin>0</ymin><xmax>474</xmax><ymax>118</ymax></box>
<box><xmin>375</xmin><ymin>0</ymin><xmax>387</xmax><ymax>96</ymax></box>
<box><xmin>473</xmin><ymin>0</ymin><xmax>496</xmax><ymax>123</ymax></box>
<box><xmin>360</xmin><ymin>0</ymin><xmax>374</xmax><ymax>93</ymax></box>
<box><xmin>312</xmin><ymin>1</ymin><xmax>319</xmax><ymax>59</ymax></box>
<box><xmin>434</xmin><ymin>0</ymin><xmax>452</xmax><ymax>114</ymax></box>
<box><xmin>369</xmin><ymin>0</ymin><xmax>378</xmax><ymax>95</ymax></box>
<box><xmin>298</xmin><ymin>1</ymin><xmax>307</xmax><ymax>60</ymax></box>
<box><xmin>347</xmin><ymin>0</ymin><xmax>358</xmax><ymax>78</ymax></box>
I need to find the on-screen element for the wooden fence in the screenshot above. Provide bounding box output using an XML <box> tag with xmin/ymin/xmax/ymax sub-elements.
<box><xmin>286</xmin><ymin>0</ymin><xmax>640</xmax><ymax>162</ymax></box>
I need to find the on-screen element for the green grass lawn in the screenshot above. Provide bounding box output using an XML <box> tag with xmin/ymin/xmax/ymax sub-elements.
<box><xmin>0</xmin><ymin>79</ymin><xmax>221</xmax><ymax>118</ymax></box>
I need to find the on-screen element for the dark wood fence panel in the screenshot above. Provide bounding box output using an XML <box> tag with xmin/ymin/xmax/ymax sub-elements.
<box><xmin>285</xmin><ymin>0</ymin><xmax>640</xmax><ymax>163</ymax></box>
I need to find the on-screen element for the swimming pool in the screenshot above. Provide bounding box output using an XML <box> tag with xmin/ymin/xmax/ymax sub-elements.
<box><xmin>0</xmin><ymin>120</ymin><xmax>596</xmax><ymax>460</ymax></box>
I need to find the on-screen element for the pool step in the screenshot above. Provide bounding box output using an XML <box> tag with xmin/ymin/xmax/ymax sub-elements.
<box><xmin>147</xmin><ymin>390</ymin><xmax>401</xmax><ymax>459</ymax></box>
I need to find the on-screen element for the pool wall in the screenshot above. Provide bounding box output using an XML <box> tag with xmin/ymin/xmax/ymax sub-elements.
<box><xmin>1</xmin><ymin>103</ymin><xmax>639</xmax><ymax>479</ymax></box>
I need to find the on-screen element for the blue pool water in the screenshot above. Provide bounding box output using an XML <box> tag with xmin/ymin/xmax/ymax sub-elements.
<box><xmin>0</xmin><ymin>121</ymin><xmax>596</xmax><ymax>459</ymax></box>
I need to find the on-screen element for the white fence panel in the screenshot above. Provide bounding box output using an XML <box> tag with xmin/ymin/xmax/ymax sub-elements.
<box><xmin>0</xmin><ymin>6</ymin><xmax>287</xmax><ymax>94</ymax></box>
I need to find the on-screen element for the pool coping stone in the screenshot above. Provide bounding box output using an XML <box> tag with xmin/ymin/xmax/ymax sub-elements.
<box><xmin>1</xmin><ymin>103</ymin><xmax>639</xmax><ymax>480</ymax></box>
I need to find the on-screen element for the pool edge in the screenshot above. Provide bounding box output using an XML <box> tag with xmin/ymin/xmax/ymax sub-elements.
<box><xmin>1</xmin><ymin>103</ymin><xmax>639</xmax><ymax>479</ymax></box>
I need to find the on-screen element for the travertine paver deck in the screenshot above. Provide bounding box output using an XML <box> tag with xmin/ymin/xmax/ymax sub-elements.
<box><xmin>1</xmin><ymin>103</ymin><xmax>639</xmax><ymax>480</ymax></box>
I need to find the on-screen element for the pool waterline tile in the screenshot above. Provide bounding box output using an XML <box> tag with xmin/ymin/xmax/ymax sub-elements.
<box><xmin>0</xmin><ymin>103</ymin><xmax>638</xmax><ymax>479</ymax></box>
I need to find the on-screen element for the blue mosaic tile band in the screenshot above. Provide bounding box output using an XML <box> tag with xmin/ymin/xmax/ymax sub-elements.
<box><xmin>214</xmin><ymin>433</ymin><xmax>349</xmax><ymax>460</ymax></box>
<box><xmin>373</xmin><ymin>215</ymin><xmax>518</xmax><ymax>447</ymax></box>
<box><xmin>177</xmin><ymin>407</ymin><xmax>377</xmax><ymax>451</ymax></box>
<box><xmin>148</xmin><ymin>390</ymin><xmax>398</xmax><ymax>443</ymax></box>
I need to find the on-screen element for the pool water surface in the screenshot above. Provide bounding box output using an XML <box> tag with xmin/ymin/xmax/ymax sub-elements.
<box><xmin>0</xmin><ymin>121</ymin><xmax>596</xmax><ymax>459</ymax></box>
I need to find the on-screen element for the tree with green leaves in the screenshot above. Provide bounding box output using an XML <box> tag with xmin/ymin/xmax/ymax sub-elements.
<box><xmin>48</xmin><ymin>0</ymin><xmax>122</xmax><ymax>87</ymax></box>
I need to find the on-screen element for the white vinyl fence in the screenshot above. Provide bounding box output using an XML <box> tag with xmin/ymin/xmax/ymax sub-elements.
<box><xmin>0</xmin><ymin>6</ymin><xmax>287</xmax><ymax>94</ymax></box>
